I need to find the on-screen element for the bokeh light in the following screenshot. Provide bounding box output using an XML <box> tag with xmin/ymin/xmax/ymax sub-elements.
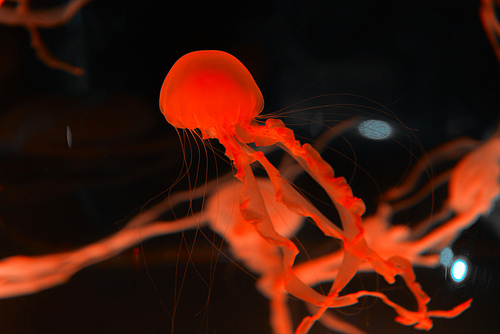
<box><xmin>451</xmin><ymin>259</ymin><xmax>468</xmax><ymax>282</ymax></box>
<box><xmin>358</xmin><ymin>119</ymin><xmax>392</xmax><ymax>140</ymax></box>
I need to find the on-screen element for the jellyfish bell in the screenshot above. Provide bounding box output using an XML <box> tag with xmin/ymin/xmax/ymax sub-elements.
<box><xmin>159</xmin><ymin>50</ymin><xmax>264</xmax><ymax>131</ymax></box>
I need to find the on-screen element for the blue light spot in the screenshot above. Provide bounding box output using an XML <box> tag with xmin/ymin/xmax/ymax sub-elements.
<box><xmin>451</xmin><ymin>259</ymin><xmax>467</xmax><ymax>282</ymax></box>
<box><xmin>440</xmin><ymin>247</ymin><xmax>453</xmax><ymax>267</ymax></box>
<box><xmin>358</xmin><ymin>120</ymin><xmax>392</xmax><ymax>140</ymax></box>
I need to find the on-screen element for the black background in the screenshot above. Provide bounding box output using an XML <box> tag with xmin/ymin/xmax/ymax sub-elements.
<box><xmin>0</xmin><ymin>0</ymin><xmax>499</xmax><ymax>333</ymax></box>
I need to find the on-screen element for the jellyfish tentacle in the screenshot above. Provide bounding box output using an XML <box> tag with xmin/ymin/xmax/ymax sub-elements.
<box><xmin>383</xmin><ymin>137</ymin><xmax>479</xmax><ymax>201</ymax></box>
<box><xmin>480</xmin><ymin>0</ymin><xmax>500</xmax><ymax>63</ymax></box>
<box><xmin>278</xmin><ymin>116</ymin><xmax>359</xmax><ymax>180</ymax></box>
<box><xmin>412</xmin><ymin>137</ymin><xmax>500</xmax><ymax>252</ymax></box>
<box><xmin>240</xmin><ymin>113</ymin><xmax>451</xmax><ymax>332</ymax></box>
<box><xmin>340</xmin><ymin>290</ymin><xmax>472</xmax><ymax>330</ymax></box>
<box><xmin>0</xmin><ymin>212</ymin><xmax>208</xmax><ymax>299</ymax></box>
<box><xmin>305</xmin><ymin>303</ymin><xmax>368</xmax><ymax>334</ymax></box>
<box><xmin>251</xmin><ymin>150</ymin><xmax>345</xmax><ymax>240</ymax></box>
<box><xmin>219</xmin><ymin>129</ymin><xmax>298</xmax><ymax>251</ymax></box>
<box><xmin>295</xmin><ymin>248</ymin><xmax>363</xmax><ymax>334</ymax></box>
<box><xmin>236</xmin><ymin>118</ymin><xmax>405</xmax><ymax>331</ymax></box>
<box><xmin>265</xmin><ymin>275</ymin><xmax>293</xmax><ymax>334</ymax></box>
<box><xmin>216</xmin><ymin>127</ymin><xmax>336</xmax><ymax>310</ymax></box>
<box><xmin>27</xmin><ymin>25</ymin><xmax>84</xmax><ymax>75</ymax></box>
<box><xmin>236</xmin><ymin>119</ymin><xmax>425</xmax><ymax>332</ymax></box>
<box><xmin>0</xmin><ymin>0</ymin><xmax>92</xmax><ymax>28</ymax></box>
<box><xmin>0</xmin><ymin>0</ymin><xmax>91</xmax><ymax>75</ymax></box>
<box><xmin>236</xmin><ymin>119</ymin><xmax>365</xmax><ymax>239</ymax></box>
<box><xmin>250</xmin><ymin>147</ymin><xmax>353</xmax><ymax>308</ymax></box>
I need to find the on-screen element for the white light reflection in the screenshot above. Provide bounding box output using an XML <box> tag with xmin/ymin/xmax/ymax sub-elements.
<box><xmin>451</xmin><ymin>259</ymin><xmax>468</xmax><ymax>282</ymax></box>
<box><xmin>358</xmin><ymin>119</ymin><xmax>392</xmax><ymax>140</ymax></box>
<box><xmin>66</xmin><ymin>125</ymin><xmax>73</xmax><ymax>149</ymax></box>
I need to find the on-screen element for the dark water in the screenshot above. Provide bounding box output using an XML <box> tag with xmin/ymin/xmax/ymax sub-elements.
<box><xmin>0</xmin><ymin>1</ymin><xmax>499</xmax><ymax>333</ymax></box>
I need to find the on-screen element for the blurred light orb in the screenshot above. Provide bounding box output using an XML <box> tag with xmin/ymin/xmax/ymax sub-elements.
<box><xmin>358</xmin><ymin>119</ymin><xmax>392</xmax><ymax>140</ymax></box>
<box><xmin>451</xmin><ymin>259</ymin><xmax>468</xmax><ymax>282</ymax></box>
<box><xmin>440</xmin><ymin>247</ymin><xmax>454</xmax><ymax>267</ymax></box>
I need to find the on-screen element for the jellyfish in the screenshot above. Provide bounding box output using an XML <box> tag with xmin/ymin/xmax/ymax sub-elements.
<box><xmin>159</xmin><ymin>50</ymin><xmax>361</xmax><ymax>330</ymax></box>
<box><xmin>158</xmin><ymin>50</ymin><xmax>472</xmax><ymax>333</ymax></box>
<box><xmin>0</xmin><ymin>0</ymin><xmax>92</xmax><ymax>75</ymax></box>
<box><xmin>0</xmin><ymin>49</ymin><xmax>476</xmax><ymax>334</ymax></box>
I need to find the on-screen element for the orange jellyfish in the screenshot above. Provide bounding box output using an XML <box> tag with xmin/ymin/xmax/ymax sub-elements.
<box><xmin>159</xmin><ymin>50</ymin><xmax>472</xmax><ymax>333</ymax></box>
<box><xmin>0</xmin><ymin>51</ymin><xmax>476</xmax><ymax>332</ymax></box>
